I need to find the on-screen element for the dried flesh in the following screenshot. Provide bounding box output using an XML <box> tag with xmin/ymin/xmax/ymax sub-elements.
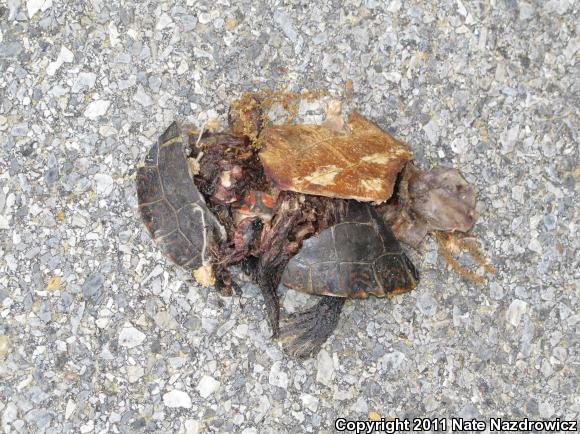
<box><xmin>381</xmin><ymin>163</ymin><xmax>494</xmax><ymax>282</ymax></box>
<box><xmin>189</xmin><ymin>130</ymin><xmax>349</xmax><ymax>306</ymax></box>
<box><xmin>381</xmin><ymin>164</ymin><xmax>479</xmax><ymax>247</ymax></box>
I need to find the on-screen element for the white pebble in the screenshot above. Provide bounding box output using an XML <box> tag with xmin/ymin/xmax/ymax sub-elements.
<box><xmin>197</xmin><ymin>375</ymin><xmax>220</xmax><ymax>398</ymax></box>
<box><xmin>184</xmin><ymin>419</ymin><xmax>201</xmax><ymax>434</ymax></box>
<box><xmin>268</xmin><ymin>361</ymin><xmax>289</xmax><ymax>388</ymax></box>
<box><xmin>543</xmin><ymin>0</ymin><xmax>573</xmax><ymax>15</ymax></box>
<box><xmin>232</xmin><ymin>323</ymin><xmax>248</xmax><ymax>338</ymax></box>
<box><xmin>46</xmin><ymin>46</ymin><xmax>74</xmax><ymax>76</ymax></box>
<box><xmin>163</xmin><ymin>390</ymin><xmax>192</xmax><ymax>408</ymax></box>
<box><xmin>156</xmin><ymin>13</ymin><xmax>173</xmax><ymax>30</ymax></box>
<box><xmin>133</xmin><ymin>86</ymin><xmax>153</xmax><ymax>107</ymax></box>
<box><xmin>519</xmin><ymin>2</ymin><xmax>535</xmax><ymax>20</ymax></box>
<box><xmin>380</xmin><ymin>351</ymin><xmax>406</xmax><ymax>372</ymax></box>
<box><xmin>108</xmin><ymin>22</ymin><xmax>120</xmax><ymax>47</ymax></box>
<box><xmin>84</xmin><ymin>100</ymin><xmax>111</xmax><ymax>119</ymax></box>
<box><xmin>451</xmin><ymin>136</ymin><xmax>470</xmax><ymax>154</ymax></box>
<box><xmin>282</xmin><ymin>290</ymin><xmax>315</xmax><ymax>313</ymax></box>
<box><xmin>527</xmin><ymin>238</ymin><xmax>542</xmax><ymax>253</ymax></box>
<box><xmin>118</xmin><ymin>323</ymin><xmax>146</xmax><ymax>348</ymax></box>
<box><xmin>387</xmin><ymin>0</ymin><xmax>401</xmax><ymax>12</ymax></box>
<box><xmin>127</xmin><ymin>365</ymin><xmax>144</xmax><ymax>383</ymax></box>
<box><xmin>539</xmin><ymin>401</ymin><xmax>555</xmax><ymax>418</ymax></box>
<box><xmin>500</xmin><ymin>125</ymin><xmax>519</xmax><ymax>154</ymax></box>
<box><xmin>422</xmin><ymin>118</ymin><xmax>440</xmax><ymax>145</ymax></box>
<box><xmin>94</xmin><ymin>173</ymin><xmax>114</xmax><ymax>196</ymax></box>
<box><xmin>300</xmin><ymin>393</ymin><xmax>319</xmax><ymax>412</ymax></box>
<box><xmin>506</xmin><ymin>299</ymin><xmax>528</xmax><ymax>327</ymax></box>
<box><xmin>72</xmin><ymin>72</ymin><xmax>97</xmax><ymax>92</ymax></box>
<box><xmin>27</xmin><ymin>0</ymin><xmax>52</xmax><ymax>18</ymax></box>
<box><xmin>64</xmin><ymin>399</ymin><xmax>76</xmax><ymax>420</ymax></box>
<box><xmin>316</xmin><ymin>349</ymin><xmax>334</xmax><ymax>386</ymax></box>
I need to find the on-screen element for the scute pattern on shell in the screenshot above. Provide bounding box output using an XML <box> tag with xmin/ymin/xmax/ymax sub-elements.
<box><xmin>281</xmin><ymin>202</ymin><xmax>419</xmax><ymax>298</ymax></box>
<box><xmin>136</xmin><ymin>122</ymin><xmax>225</xmax><ymax>268</ymax></box>
<box><xmin>259</xmin><ymin>112</ymin><xmax>413</xmax><ymax>203</ymax></box>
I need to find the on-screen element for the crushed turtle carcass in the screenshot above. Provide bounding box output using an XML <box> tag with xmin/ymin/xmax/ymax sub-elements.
<box><xmin>136</xmin><ymin>90</ymin><xmax>494</xmax><ymax>359</ymax></box>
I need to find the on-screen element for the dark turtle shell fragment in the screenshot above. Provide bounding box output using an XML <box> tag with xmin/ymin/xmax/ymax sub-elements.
<box><xmin>136</xmin><ymin>122</ymin><xmax>225</xmax><ymax>268</ymax></box>
<box><xmin>281</xmin><ymin>202</ymin><xmax>419</xmax><ymax>299</ymax></box>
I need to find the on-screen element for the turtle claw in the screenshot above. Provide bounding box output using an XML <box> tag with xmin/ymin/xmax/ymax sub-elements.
<box><xmin>279</xmin><ymin>296</ymin><xmax>345</xmax><ymax>359</ymax></box>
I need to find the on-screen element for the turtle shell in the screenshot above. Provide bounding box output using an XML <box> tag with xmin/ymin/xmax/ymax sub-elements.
<box><xmin>281</xmin><ymin>202</ymin><xmax>419</xmax><ymax>298</ymax></box>
<box><xmin>136</xmin><ymin>122</ymin><xmax>225</xmax><ymax>268</ymax></box>
<box><xmin>259</xmin><ymin>112</ymin><xmax>413</xmax><ymax>203</ymax></box>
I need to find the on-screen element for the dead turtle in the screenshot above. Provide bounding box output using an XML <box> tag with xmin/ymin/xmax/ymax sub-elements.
<box><xmin>136</xmin><ymin>94</ymin><xmax>487</xmax><ymax>358</ymax></box>
<box><xmin>136</xmin><ymin>113</ymin><xmax>419</xmax><ymax>358</ymax></box>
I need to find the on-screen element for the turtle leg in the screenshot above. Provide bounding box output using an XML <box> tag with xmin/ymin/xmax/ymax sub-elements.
<box><xmin>255</xmin><ymin>265</ymin><xmax>281</xmax><ymax>338</ymax></box>
<box><xmin>279</xmin><ymin>296</ymin><xmax>346</xmax><ymax>359</ymax></box>
<box><xmin>253</xmin><ymin>197</ymin><xmax>304</xmax><ymax>339</ymax></box>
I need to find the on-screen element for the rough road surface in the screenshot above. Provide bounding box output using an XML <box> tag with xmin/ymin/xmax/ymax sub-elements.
<box><xmin>0</xmin><ymin>1</ymin><xmax>577</xmax><ymax>433</ymax></box>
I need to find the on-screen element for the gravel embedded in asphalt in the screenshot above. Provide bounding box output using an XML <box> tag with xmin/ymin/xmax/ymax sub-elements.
<box><xmin>0</xmin><ymin>1</ymin><xmax>578</xmax><ymax>432</ymax></box>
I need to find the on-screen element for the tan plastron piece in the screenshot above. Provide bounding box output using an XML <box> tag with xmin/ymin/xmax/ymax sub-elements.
<box><xmin>259</xmin><ymin>112</ymin><xmax>413</xmax><ymax>203</ymax></box>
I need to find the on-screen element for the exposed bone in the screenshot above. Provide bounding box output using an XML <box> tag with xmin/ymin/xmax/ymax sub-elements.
<box><xmin>193</xmin><ymin>263</ymin><xmax>216</xmax><ymax>287</ymax></box>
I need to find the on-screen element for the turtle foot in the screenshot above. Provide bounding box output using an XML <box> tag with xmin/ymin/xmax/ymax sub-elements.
<box><xmin>279</xmin><ymin>296</ymin><xmax>345</xmax><ymax>359</ymax></box>
<box><xmin>263</xmin><ymin>289</ymin><xmax>280</xmax><ymax>338</ymax></box>
<box><xmin>256</xmin><ymin>276</ymin><xmax>280</xmax><ymax>338</ymax></box>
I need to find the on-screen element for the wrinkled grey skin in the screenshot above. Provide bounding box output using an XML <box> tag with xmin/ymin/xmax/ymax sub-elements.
<box><xmin>382</xmin><ymin>164</ymin><xmax>479</xmax><ymax>247</ymax></box>
<box><xmin>409</xmin><ymin>166</ymin><xmax>479</xmax><ymax>231</ymax></box>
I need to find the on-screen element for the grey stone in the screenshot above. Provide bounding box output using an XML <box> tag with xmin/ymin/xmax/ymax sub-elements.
<box><xmin>11</xmin><ymin>123</ymin><xmax>28</xmax><ymax>136</ymax></box>
<box><xmin>274</xmin><ymin>11</ymin><xmax>298</xmax><ymax>42</ymax></box>
<box><xmin>133</xmin><ymin>86</ymin><xmax>153</xmax><ymax>107</ymax></box>
<box><xmin>416</xmin><ymin>293</ymin><xmax>438</xmax><ymax>316</ymax></box>
<box><xmin>25</xmin><ymin>409</ymin><xmax>53</xmax><ymax>430</ymax></box>
<box><xmin>380</xmin><ymin>351</ymin><xmax>406</xmax><ymax>372</ymax></box>
<box><xmin>82</xmin><ymin>272</ymin><xmax>104</xmax><ymax>298</ymax></box>
<box><xmin>38</xmin><ymin>301</ymin><xmax>52</xmax><ymax>322</ymax></box>
<box><xmin>543</xmin><ymin>214</ymin><xmax>557</xmax><ymax>230</ymax></box>
<box><xmin>44</xmin><ymin>167</ymin><xmax>59</xmax><ymax>185</ymax></box>
<box><xmin>72</xmin><ymin>72</ymin><xmax>97</xmax><ymax>93</ymax></box>
<box><xmin>0</xmin><ymin>42</ymin><xmax>23</xmax><ymax>58</ymax></box>
<box><xmin>268</xmin><ymin>361</ymin><xmax>289</xmax><ymax>389</ymax></box>
<box><xmin>539</xmin><ymin>401</ymin><xmax>555</xmax><ymax>418</ymax></box>
<box><xmin>422</xmin><ymin>118</ymin><xmax>440</xmax><ymax>145</ymax></box>
<box><xmin>148</xmin><ymin>76</ymin><xmax>162</xmax><ymax>93</ymax></box>
<box><xmin>351</xmin><ymin>397</ymin><xmax>369</xmax><ymax>413</ymax></box>
<box><xmin>179</xmin><ymin>15</ymin><xmax>197</xmax><ymax>31</ymax></box>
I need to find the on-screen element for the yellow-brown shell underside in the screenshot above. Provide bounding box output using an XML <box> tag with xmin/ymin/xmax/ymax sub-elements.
<box><xmin>259</xmin><ymin>112</ymin><xmax>413</xmax><ymax>203</ymax></box>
